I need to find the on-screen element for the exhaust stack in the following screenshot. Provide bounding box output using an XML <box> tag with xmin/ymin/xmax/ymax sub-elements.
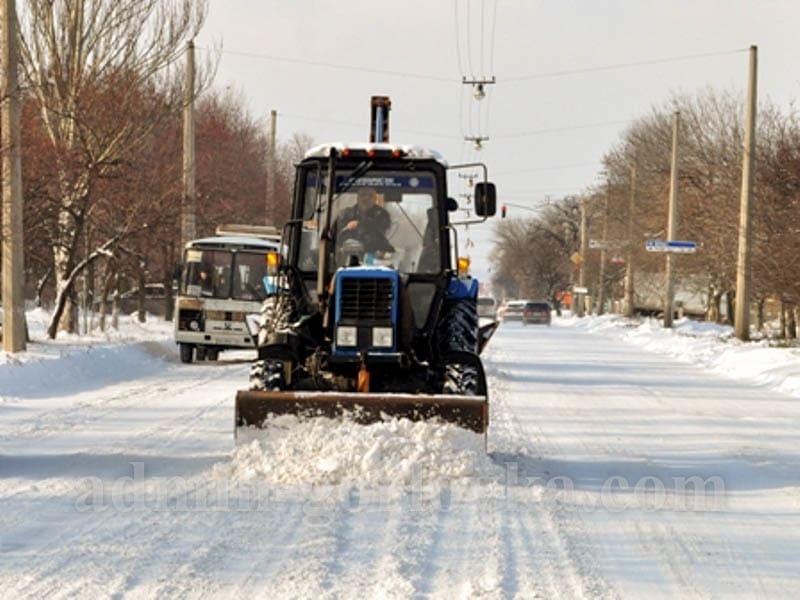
<box><xmin>369</xmin><ymin>96</ymin><xmax>391</xmax><ymax>143</ymax></box>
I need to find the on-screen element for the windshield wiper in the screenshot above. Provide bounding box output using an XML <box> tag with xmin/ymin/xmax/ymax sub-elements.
<box><xmin>332</xmin><ymin>160</ymin><xmax>374</xmax><ymax>201</ymax></box>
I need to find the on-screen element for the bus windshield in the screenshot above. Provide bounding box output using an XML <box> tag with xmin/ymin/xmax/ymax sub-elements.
<box><xmin>182</xmin><ymin>248</ymin><xmax>269</xmax><ymax>301</ymax></box>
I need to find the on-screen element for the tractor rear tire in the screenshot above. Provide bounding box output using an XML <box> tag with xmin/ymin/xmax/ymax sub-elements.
<box><xmin>438</xmin><ymin>298</ymin><xmax>478</xmax><ymax>356</ymax></box>
<box><xmin>438</xmin><ymin>298</ymin><xmax>481</xmax><ymax>395</ymax></box>
<box><xmin>206</xmin><ymin>348</ymin><xmax>219</xmax><ymax>361</ymax></box>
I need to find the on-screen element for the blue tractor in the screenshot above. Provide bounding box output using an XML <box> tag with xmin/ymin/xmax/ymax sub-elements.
<box><xmin>235</xmin><ymin>97</ymin><xmax>498</xmax><ymax>439</ymax></box>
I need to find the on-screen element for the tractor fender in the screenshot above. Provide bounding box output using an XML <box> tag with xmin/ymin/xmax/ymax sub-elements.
<box><xmin>446</xmin><ymin>277</ymin><xmax>479</xmax><ymax>300</ymax></box>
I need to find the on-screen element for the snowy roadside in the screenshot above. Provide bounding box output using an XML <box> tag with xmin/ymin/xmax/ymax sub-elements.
<box><xmin>560</xmin><ymin>314</ymin><xmax>800</xmax><ymax>399</ymax></box>
<box><xmin>0</xmin><ymin>308</ymin><xmax>173</xmax><ymax>366</ymax></box>
<box><xmin>0</xmin><ymin>309</ymin><xmax>175</xmax><ymax>403</ymax></box>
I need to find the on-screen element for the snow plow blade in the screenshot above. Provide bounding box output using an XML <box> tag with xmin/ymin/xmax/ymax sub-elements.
<box><xmin>235</xmin><ymin>390</ymin><xmax>488</xmax><ymax>434</ymax></box>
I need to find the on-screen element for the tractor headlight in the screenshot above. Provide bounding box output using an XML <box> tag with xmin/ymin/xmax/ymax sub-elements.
<box><xmin>372</xmin><ymin>326</ymin><xmax>393</xmax><ymax>348</ymax></box>
<box><xmin>336</xmin><ymin>325</ymin><xmax>357</xmax><ymax>347</ymax></box>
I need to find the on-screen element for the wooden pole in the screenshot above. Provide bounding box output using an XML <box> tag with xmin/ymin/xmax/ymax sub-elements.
<box><xmin>664</xmin><ymin>111</ymin><xmax>680</xmax><ymax>328</ymax></box>
<box><xmin>1</xmin><ymin>0</ymin><xmax>26</xmax><ymax>352</ymax></box>
<box><xmin>734</xmin><ymin>45</ymin><xmax>758</xmax><ymax>341</ymax></box>
<box><xmin>181</xmin><ymin>40</ymin><xmax>196</xmax><ymax>248</ymax></box>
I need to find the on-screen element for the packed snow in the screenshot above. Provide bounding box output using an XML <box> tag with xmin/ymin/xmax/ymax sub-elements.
<box><xmin>2</xmin><ymin>311</ymin><xmax>800</xmax><ymax>598</ymax></box>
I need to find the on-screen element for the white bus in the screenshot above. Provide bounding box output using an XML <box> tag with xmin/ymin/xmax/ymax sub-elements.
<box><xmin>174</xmin><ymin>231</ymin><xmax>279</xmax><ymax>363</ymax></box>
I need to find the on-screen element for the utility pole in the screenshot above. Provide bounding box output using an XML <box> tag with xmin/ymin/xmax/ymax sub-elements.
<box><xmin>266</xmin><ymin>109</ymin><xmax>277</xmax><ymax>226</ymax></box>
<box><xmin>664</xmin><ymin>111</ymin><xmax>680</xmax><ymax>328</ymax></box>
<box><xmin>577</xmin><ymin>199</ymin><xmax>587</xmax><ymax>317</ymax></box>
<box><xmin>1</xmin><ymin>0</ymin><xmax>26</xmax><ymax>352</ymax></box>
<box><xmin>181</xmin><ymin>40</ymin><xmax>196</xmax><ymax>249</ymax></box>
<box><xmin>597</xmin><ymin>188</ymin><xmax>609</xmax><ymax>315</ymax></box>
<box><xmin>735</xmin><ymin>45</ymin><xmax>758</xmax><ymax>341</ymax></box>
<box><xmin>623</xmin><ymin>161</ymin><xmax>637</xmax><ymax>318</ymax></box>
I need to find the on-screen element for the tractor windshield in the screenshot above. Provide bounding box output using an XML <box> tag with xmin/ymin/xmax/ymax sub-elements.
<box><xmin>298</xmin><ymin>169</ymin><xmax>441</xmax><ymax>274</ymax></box>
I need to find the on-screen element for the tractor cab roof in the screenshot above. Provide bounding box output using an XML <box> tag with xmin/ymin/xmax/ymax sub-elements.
<box><xmin>304</xmin><ymin>143</ymin><xmax>448</xmax><ymax>167</ymax></box>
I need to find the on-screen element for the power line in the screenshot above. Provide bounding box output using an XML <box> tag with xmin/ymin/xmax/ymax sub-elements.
<box><xmin>279</xmin><ymin>112</ymin><xmax>461</xmax><ymax>139</ymax></box>
<box><xmin>466</xmin><ymin>0</ymin><xmax>475</xmax><ymax>78</ymax></box>
<box><xmin>493</xmin><ymin>118</ymin><xmax>631</xmax><ymax>139</ymax></box>
<box><xmin>197</xmin><ymin>46</ymin><xmax>455</xmax><ymax>83</ymax></box>
<box><xmin>199</xmin><ymin>45</ymin><xmax>746</xmax><ymax>86</ymax></box>
<box><xmin>502</xmin><ymin>187</ymin><xmax>584</xmax><ymax>197</ymax></box>
<box><xmin>493</xmin><ymin>161</ymin><xmax>602</xmax><ymax>175</ymax></box>
<box><xmin>503</xmin><ymin>48</ymin><xmax>748</xmax><ymax>82</ymax></box>
<box><xmin>489</xmin><ymin>0</ymin><xmax>498</xmax><ymax>75</ymax></box>
<box><xmin>453</xmin><ymin>0</ymin><xmax>464</xmax><ymax>76</ymax></box>
<box><xmin>480</xmin><ymin>0</ymin><xmax>485</xmax><ymax>78</ymax></box>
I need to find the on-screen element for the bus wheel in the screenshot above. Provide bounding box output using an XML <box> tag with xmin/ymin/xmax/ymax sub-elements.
<box><xmin>180</xmin><ymin>343</ymin><xmax>194</xmax><ymax>364</ymax></box>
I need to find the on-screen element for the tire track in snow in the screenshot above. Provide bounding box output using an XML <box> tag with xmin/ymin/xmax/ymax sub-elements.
<box><xmin>0</xmin><ymin>366</ymin><xmax>238</xmax><ymax>503</ymax></box>
<box><xmin>0</xmin><ymin>362</ymin><xmax>243</xmax><ymax>445</ymax></box>
<box><xmin>223</xmin><ymin>500</ymin><xmax>307</xmax><ymax>595</ymax></box>
<box><xmin>360</xmin><ymin>491</ymin><xmax>443</xmax><ymax>598</ymax></box>
<box><xmin>485</xmin><ymin>354</ymin><xmax>621</xmax><ymax>599</ymax></box>
<box><xmin>2</xmin><ymin>366</ymin><xmax>243</xmax><ymax>598</ymax></box>
<box><xmin>254</xmin><ymin>492</ymin><xmax>351</xmax><ymax>598</ymax></box>
<box><xmin>129</xmin><ymin>501</ymin><xmax>303</xmax><ymax>598</ymax></box>
<box><xmin>426</xmin><ymin>497</ymin><xmax>488</xmax><ymax>598</ymax></box>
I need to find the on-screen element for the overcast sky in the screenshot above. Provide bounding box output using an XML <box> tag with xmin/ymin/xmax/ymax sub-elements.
<box><xmin>197</xmin><ymin>0</ymin><xmax>800</xmax><ymax>285</ymax></box>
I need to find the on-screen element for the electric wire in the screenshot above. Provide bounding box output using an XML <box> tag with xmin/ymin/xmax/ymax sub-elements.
<box><xmin>280</xmin><ymin>112</ymin><xmax>460</xmax><ymax>139</ymax></box>
<box><xmin>453</xmin><ymin>0</ymin><xmax>464</xmax><ymax>77</ymax></box>
<box><xmin>492</xmin><ymin>161</ymin><xmax>602</xmax><ymax>175</ymax></box>
<box><xmin>197</xmin><ymin>46</ymin><xmax>745</xmax><ymax>86</ymax></box>
<box><xmin>493</xmin><ymin>118</ymin><xmax>631</xmax><ymax>139</ymax></box>
<box><xmin>466</xmin><ymin>0</ymin><xmax>475</xmax><ymax>78</ymax></box>
<box><xmin>503</xmin><ymin>48</ymin><xmax>748</xmax><ymax>82</ymax></box>
<box><xmin>196</xmin><ymin>46</ymin><xmax>455</xmax><ymax>83</ymax></box>
<box><xmin>480</xmin><ymin>0</ymin><xmax>485</xmax><ymax>78</ymax></box>
<box><xmin>489</xmin><ymin>0</ymin><xmax>498</xmax><ymax>75</ymax></box>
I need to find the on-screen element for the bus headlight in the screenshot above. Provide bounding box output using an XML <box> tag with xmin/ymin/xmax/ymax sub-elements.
<box><xmin>372</xmin><ymin>326</ymin><xmax>393</xmax><ymax>348</ymax></box>
<box><xmin>336</xmin><ymin>326</ymin><xmax>357</xmax><ymax>347</ymax></box>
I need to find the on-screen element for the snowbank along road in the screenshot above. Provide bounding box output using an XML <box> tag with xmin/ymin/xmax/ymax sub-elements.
<box><xmin>1</xmin><ymin>317</ymin><xmax>799</xmax><ymax>598</ymax></box>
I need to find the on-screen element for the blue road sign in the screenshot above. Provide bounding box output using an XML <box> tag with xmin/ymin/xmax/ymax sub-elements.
<box><xmin>646</xmin><ymin>240</ymin><xmax>697</xmax><ymax>253</ymax></box>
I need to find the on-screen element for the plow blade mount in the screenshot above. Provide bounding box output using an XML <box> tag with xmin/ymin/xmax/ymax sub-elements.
<box><xmin>235</xmin><ymin>390</ymin><xmax>488</xmax><ymax>434</ymax></box>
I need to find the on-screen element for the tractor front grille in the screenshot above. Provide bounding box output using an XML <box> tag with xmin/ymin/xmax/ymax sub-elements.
<box><xmin>340</xmin><ymin>277</ymin><xmax>394</xmax><ymax>322</ymax></box>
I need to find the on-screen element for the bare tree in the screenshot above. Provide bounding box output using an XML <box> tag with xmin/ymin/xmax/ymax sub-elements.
<box><xmin>16</xmin><ymin>0</ymin><xmax>212</xmax><ymax>337</ymax></box>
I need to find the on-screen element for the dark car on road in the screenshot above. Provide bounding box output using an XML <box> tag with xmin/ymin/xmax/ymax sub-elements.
<box><xmin>523</xmin><ymin>301</ymin><xmax>552</xmax><ymax>325</ymax></box>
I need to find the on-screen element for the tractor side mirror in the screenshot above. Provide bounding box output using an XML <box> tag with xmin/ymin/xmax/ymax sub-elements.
<box><xmin>173</xmin><ymin>262</ymin><xmax>183</xmax><ymax>282</ymax></box>
<box><xmin>474</xmin><ymin>182</ymin><xmax>497</xmax><ymax>216</ymax></box>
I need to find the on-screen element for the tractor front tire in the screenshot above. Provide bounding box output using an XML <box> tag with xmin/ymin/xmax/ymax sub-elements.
<box><xmin>249</xmin><ymin>359</ymin><xmax>286</xmax><ymax>391</ymax></box>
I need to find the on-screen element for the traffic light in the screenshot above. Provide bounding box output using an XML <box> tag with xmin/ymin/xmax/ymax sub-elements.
<box><xmin>501</xmin><ymin>205</ymin><xmax>507</xmax><ymax>218</ymax></box>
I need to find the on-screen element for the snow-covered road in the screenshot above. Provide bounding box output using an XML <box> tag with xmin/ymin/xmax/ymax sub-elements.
<box><xmin>2</xmin><ymin>319</ymin><xmax>799</xmax><ymax>598</ymax></box>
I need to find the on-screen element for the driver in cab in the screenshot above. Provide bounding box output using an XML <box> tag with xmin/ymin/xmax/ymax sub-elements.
<box><xmin>336</xmin><ymin>187</ymin><xmax>394</xmax><ymax>256</ymax></box>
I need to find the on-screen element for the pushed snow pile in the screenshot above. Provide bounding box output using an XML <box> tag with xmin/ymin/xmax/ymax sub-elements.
<box><xmin>221</xmin><ymin>415</ymin><xmax>502</xmax><ymax>486</ymax></box>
